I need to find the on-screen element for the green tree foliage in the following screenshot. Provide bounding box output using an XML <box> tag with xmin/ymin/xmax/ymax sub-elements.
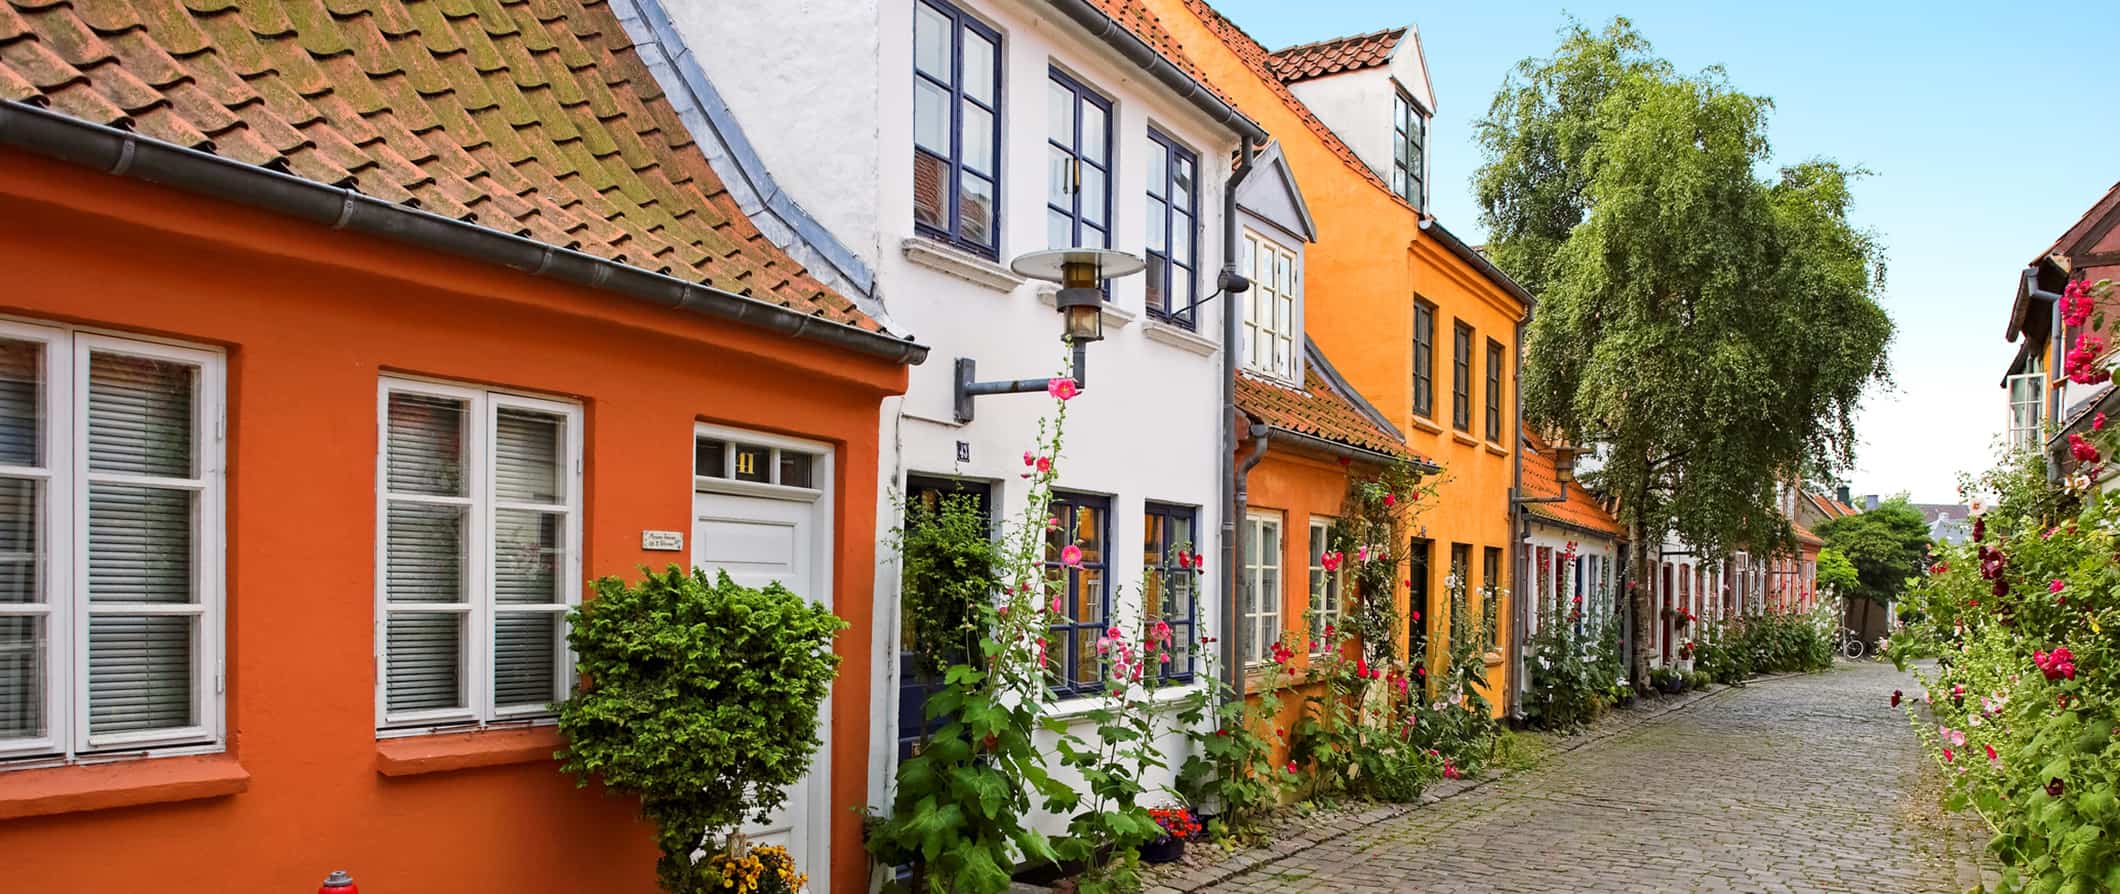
<box><xmin>1815</xmin><ymin>546</ymin><xmax>1860</xmax><ymax>596</ymax></box>
<box><xmin>1814</xmin><ymin>497</ymin><xmax>1932</xmax><ymax>606</ymax></box>
<box><xmin>1475</xmin><ymin>18</ymin><xmax>1892</xmax><ymax>684</ymax></box>
<box><xmin>556</xmin><ymin>567</ymin><xmax>846</xmax><ymax>893</ymax></box>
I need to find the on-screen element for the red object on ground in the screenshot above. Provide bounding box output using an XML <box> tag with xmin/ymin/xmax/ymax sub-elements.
<box><xmin>320</xmin><ymin>871</ymin><xmax>357</xmax><ymax>894</ymax></box>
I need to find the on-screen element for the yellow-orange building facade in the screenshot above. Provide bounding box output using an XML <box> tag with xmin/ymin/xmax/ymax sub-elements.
<box><xmin>1150</xmin><ymin>2</ymin><xmax>1534</xmax><ymax>709</ymax></box>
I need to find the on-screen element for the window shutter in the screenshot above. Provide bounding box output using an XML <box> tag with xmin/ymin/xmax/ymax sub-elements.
<box><xmin>382</xmin><ymin>393</ymin><xmax>469</xmax><ymax>716</ymax></box>
<box><xmin>491</xmin><ymin>408</ymin><xmax>565</xmax><ymax>710</ymax></box>
<box><xmin>84</xmin><ymin>353</ymin><xmax>199</xmax><ymax>737</ymax></box>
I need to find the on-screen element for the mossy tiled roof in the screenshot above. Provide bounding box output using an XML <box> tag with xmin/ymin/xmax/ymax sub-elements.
<box><xmin>1521</xmin><ymin>433</ymin><xmax>1623</xmax><ymax>538</ymax></box>
<box><xmin>0</xmin><ymin>0</ymin><xmax>882</xmax><ymax>332</ymax></box>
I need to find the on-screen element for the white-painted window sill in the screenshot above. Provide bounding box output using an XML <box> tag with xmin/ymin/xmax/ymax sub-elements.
<box><xmin>901</xmin><ymin>238</ymin><xmax>1023</xmax><ymax>292</ymax></box>
<box><xmin>1141</xmin><ymin>318</ymin><xmax>1220</xmax><ymax>356</ymax></box>
<box><xmin>1044</xmin><ymin>682</ymin><xmax>1208</xmax><ymax>723</ymax></box>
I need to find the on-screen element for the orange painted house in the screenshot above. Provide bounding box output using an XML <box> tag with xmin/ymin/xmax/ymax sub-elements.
<box><xmin>1151</xmin><ymin>3</ymin><xmax>1534</xmax><ymax>708</ymax></box>
<box><xmin>0</xmin><ymin>2</ymin><xmax>915</xmax><ymax>892</ymax></box>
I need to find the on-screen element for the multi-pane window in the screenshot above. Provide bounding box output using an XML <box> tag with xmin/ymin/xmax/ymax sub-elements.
<box><xmin>1045</xmin><ymin>492</ymin><xmax>1108</xmax><ymax>697</ymax></box>
<box><xmin>1484</xmin><ymin>547</ymin><xmax>1503</xmax><ymax>599</ymax></box>
<box><xmin>913</xmin><ymin>0</ymin><xmax>1001</xmax><ymax>257</ymax></box>
<box><xmin>1412</xmin><ymin>300</ymin><xmax>1435</xmax><ymax>419</ymax></box>
<box><xmin>697</xmin><ymin>436</ymin><xmax>815</xmax><ymax>489</ymax></box>
<box><xmin>0</xmin><ymin>323</ymin><xmax>224</xmax><ymax>762</ymax></box>
<box><xmin>1484</xmin><ymin>339</ymin><xmax>1505</xmax><ymax>443</ymax></box>
<box><xmin>1241</xmin><ymin>231</ymin><xmax>1298</xmax><ymax>380</ymax></box>
<box><xmin>1451</xmin><ymin>321</ymin><xmax>1473</xmax><ymax>432</ymax></box>
<box><xmin>2006</xmin><ymin>371</ymin><xmax>2045</xmax><ymax>451</ymax></box>
<box><xmin>1146</xmin><ymin>130</ymin><xmax>1199</xmax><ymax>326</ymax></box>
<box><xmin>1142</xmin><ymin>503</ymin><xmax>1197</xmax><ymax>681</ymax></box>
<box><xmin>1391</xmin><ymin>90</ymin><xmax>1426</xmax><ymax>208</ymax></box>
<box><xmin>377</xmin><ymin>379</ymin><xmax>581</xmax><ymax>731</ymax></box>
<box><xmin>1047</xmin><ymin>70</ymin><xmax>1112</xmax><ymax>252</ymax></box>
<box><xmin>1241</xmin><ymin>513</ymin><xmax>1281</xmax><ymax>665</ymax></box>
<box><xmin>1307</xmin><ymin>519</ymin><xmax>1340</xmax><ymax>652</ymax></box>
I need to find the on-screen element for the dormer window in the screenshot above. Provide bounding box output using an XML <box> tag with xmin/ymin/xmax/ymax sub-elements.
<box><xmin>1241</xmin><ymin>229</ymin><xmax>1299</xmax><ymax>380</ymax></box>
<box><xmin>1392</xmin><ymin>89</ymin><xmax>1426</xmax><ymax>208</ymax></box>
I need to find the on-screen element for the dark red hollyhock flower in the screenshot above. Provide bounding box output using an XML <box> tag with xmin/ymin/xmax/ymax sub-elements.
<box><xmin>1890</xmin><ymin>689</ymin><xmax>1903</xmax><ymax>708</ymax></box>
<box><xmin>1973</xmin><ymin>516</ymin><xmax>1986</xmax><ymax>543</ymax></box>
<box><xmin>2047</xmin><ymin>778</ymin><xmax>2067</xmax><ymax>797</ymax></box>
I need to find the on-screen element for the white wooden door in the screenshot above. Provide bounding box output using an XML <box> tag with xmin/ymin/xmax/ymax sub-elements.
<box><xmin>693</xmin><ymin>490</ymin><xmax>827</xmax><ymax>890</ymax></box>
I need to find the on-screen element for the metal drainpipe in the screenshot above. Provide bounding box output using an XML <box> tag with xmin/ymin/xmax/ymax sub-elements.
<box><xmin>1231</xmin><ymin>423</ymin><xmax>1271</xmax><ymax>692</ymax></box>
<box><xmin>1506</xmin><ymin>318</ymin><xmax>1527</xmax><ymax>721</ymax></box>
<box><xmin>1219</xmin><ymin>137</ymin><xmax>1256</xmax><ymax>696</ymax></box>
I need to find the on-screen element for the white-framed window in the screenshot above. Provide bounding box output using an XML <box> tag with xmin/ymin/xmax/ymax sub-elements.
<box><xmin>1306</xmin><ymin>518</ymin><xmax>1340</xmax><ymax>652</ymax></box>
<box><xmin>1241</xmin><ymin>229</ymin><xmax>1298</xmax><ymax>381</ymax></box>
<box><xmin>376</xmin><ymin>378</ymin><xmax>582</xmax><ymax>733</ymax></box>
<box><xmin>0</xmin><ymin>321</ymin><xmax>225</xmax><ymax>764</ymax></box>
<box><xmin>2006</xmin><ymin>371</ymin><xmax>2045</xmax><ymax>451</ymax></box>
<box><xmin>1242</xmin><ymin>512</ymin><xmax>1281</xmax><ymax>664</ymax></box>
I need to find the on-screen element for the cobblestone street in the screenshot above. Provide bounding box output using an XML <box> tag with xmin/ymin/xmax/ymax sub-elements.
<box><xmin>1176</xmin><ymin>663</ymin><xmax>1988</xmax><ymax>893</ymax></box>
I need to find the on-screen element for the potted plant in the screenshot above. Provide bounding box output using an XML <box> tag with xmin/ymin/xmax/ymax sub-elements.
<box><xmin>1143</xmin><ymin>806</ymin><xmax>1201</xmax><ymax>864</ymax></box>
<box><xmin>1612</xmin><ymin>681</ymin><xmax>1636</xmax><ymax>707</ymax></box>
<box><xmin>1651</xmin><ymin>668</ymin><xmax>1685</xmax><ymax>694</ymax></box>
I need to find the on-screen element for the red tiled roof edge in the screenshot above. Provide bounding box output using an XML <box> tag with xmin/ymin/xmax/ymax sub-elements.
<box><xmin>1266</xmin><ymin>27</ymin><xmax>1403</xmax><ymax>83</ymax></box>
<box><xmin>1176</xmin><ymin>0</ymin><xmax>1410</xmax><ymax>210</ymax></box>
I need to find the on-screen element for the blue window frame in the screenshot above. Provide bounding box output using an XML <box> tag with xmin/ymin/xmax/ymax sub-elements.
<box><xmin>1143</xmin><ymin>502</ymin><xmax>1198</xmax><ymax>682</ymax></box>
<box><xmin>1045</xmin><ymin>69</ymin><xmax>1112</xmax><ymax>252</ymax></box>
<box><xmin>1046</xmin><ymin>491</ymin><xmax>1109</xmax><ymax>697</ymax></box>
<box><xmin>913</xmin><ymin>0</ymin><xmax>1002</xmax><ymax>257</ymax></box>
<box><xmin>1145</xmin><ymin>129</ymin><xmax>1199</xmax><ymax>327</ymax></box>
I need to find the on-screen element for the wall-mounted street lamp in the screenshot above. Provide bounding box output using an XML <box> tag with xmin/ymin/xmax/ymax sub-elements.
<box><xmin>953</xmin><ymin>248</ymin><xmax>1145</xmax><ymax>423</ymax></box>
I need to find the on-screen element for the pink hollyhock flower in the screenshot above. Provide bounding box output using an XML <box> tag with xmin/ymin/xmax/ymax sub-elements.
<box><xmin>1383</xmin><ymin>494</ymin><xmax>1397</xmax><ymax>507</ymax></box>
<box><xmin>1356</xmin><ymin>656</ymin><xmax>1371</xmax><ymax>679</ymax></box>
<box><xmin>1357</xmin><ymin>545</ymin><xmax>1372</xmax><ymax>563</ymax></box>
<box><xmin>1442</xmin><ymin>761</ymin><xmax>1460</xmax><ymax>780</ymax></box>
<box><xmin>2051</xmin><ymin>579</ymin><xmax>2066</xmax><ymax>594</ymax></box>
<box><xmin>1984</xmin><ymin>743</ymin><xmax>1998</xmax><ymax>764</ymax></box>
<box><xmin>1023</xmin><ymin>451</ymin><xmax>1035</xmax><ymax>466</ymax></box>
<box><xmin>1035</xmin><ymin>456</ymin><xmax>1052</xmax><ymax>473</ymax></box>
<box><xmin>2097</xmin><ymin>412</ymin><xmax>2108</xmax><ymax>432</ymax></box>
<box><xmin>1060</xmin><ymin>544</ymin><xmax>1084</xmax><ymax>567</ymax></box>
<box><xmin>1285</xmin><ymin>760</ymin><xmax>1298</xmax><ymax>774</ymax></box>
<box><xmin>1191</xmin><ymin>552</ymin><xmax>1205</xmax><ymax>569</ymax></box>
<box><xmin>1321</xmin><ymin>551</ymin><xmax>1344</xmax><ymax>572</ymax></box>
<box><xmin>1047</xmin><ymin>377</ymin><xmax>1079</xmax><ymax>401</ymax></box>
<box><xmin>1177</xmin><ymin>552</ymin><xmax>1193</xmax><ymax>570</ymax></box>
<box><xmin>1152</xmin><ymin>620</ymin><xmax>1173</xmax><ymax>643</ymax></box>
<box><xmin>1940</xmin><ymin>726</ymin><xmax>1966</xmax><ymax>748</ymax></box>
<box><xmin>1095</xmin><ymin>637</ymin><xmax>1112</xmax><ymax>654</ymax></box>
<box><xmin>1049</xmin><ymin>595</ymin><xmax>1062</xmax><ymax>613</ymax></box>
<box><xmin>1942</xmin><ymin>747</ymin><xmax>1955</xmax><ymax>763</ymax></box>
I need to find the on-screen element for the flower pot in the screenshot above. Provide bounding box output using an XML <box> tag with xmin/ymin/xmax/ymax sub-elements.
<box><xmin>1141</xmin><ymin>835</ymin><xmax>1185</xmax><ymax>865</ymax></box>
<box><xmin>1660</xmin><ymin>677</ymin><xmax>1685</xmax><ymax>695</ymax></box>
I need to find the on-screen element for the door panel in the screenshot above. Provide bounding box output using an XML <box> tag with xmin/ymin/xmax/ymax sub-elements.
<box><xmin>694</xmin><ymin>490</ymin><xmax>821</xmax><ymax>885</ymax></box>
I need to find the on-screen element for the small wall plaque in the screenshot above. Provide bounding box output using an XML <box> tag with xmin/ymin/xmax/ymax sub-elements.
<box><xmin>642</xmin><ymin>530</ymin><xmax>685</xmax><ymax>552</ymax></box>
<box><xmin>956</xmin><ymin>440</ymin><xmax>971</xmax><ymax>463</ymax></box>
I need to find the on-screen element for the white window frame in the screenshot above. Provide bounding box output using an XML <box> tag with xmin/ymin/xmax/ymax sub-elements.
<box><xmin>374</xmin><ymin>377</ymin><xmax>583</xmax><ymax>735</ymax></box>
<box><xmin>1242</xmin><ymin>512</ymin><xmax>1281</xmax><ymax>665</ymax></box>
<box><xmin>2005</xmin><ymin>371</ymin><xmax>2045</xmax><ymax>451</ymax></box>
<box><xmin>1240</xmin><ymin>229</ymin><xmax>1300</xmax><ymax>382</ymax></box>
<box><xmin>1306</xmin><ymin>517</ymin><xmax>1340</xmax><ymax>653</ymax></box>
<box><xmin>0</xmin><ymin>320</ymin><xmax>226</xmax><ymax>765</ymax></box>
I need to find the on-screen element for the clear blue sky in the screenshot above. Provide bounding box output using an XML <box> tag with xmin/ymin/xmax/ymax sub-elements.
<box><xmin>1211</xmin><ymin>0</ymin><xmax>2120</xmax><ymax>503</ymax></box>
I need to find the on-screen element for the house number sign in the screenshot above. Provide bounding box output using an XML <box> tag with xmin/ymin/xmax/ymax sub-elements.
<box><xmin>641</xmin><ymin>530</ymin><xmax>685</xmax><ymax>551</ymax></box>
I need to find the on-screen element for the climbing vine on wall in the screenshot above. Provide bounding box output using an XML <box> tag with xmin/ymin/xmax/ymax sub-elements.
<box><xmin>1329</xmin><ymin>458</ymin><xmax>1441</xmax><ymax>661</ymax></box>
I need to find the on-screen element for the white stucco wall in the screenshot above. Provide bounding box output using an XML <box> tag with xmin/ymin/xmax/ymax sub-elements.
<box><xmin>1286</xmin><ymin>69</ymin><xmax>1392</xmax><ymax>186</ymax></box>
<box><xmin>669</xmin><ymin>0</ymin><xmax>885</xmax><ymax>268</ymax></box>
<box><xmin>669</xmin><ymin>0</ymin><xmax>1242</xmax><ymax>839</ymax></box>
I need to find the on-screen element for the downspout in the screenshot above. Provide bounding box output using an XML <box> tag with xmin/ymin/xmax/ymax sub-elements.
<box><xmin>1219</xmin><ymin>138</ymin><xmax>1257</xmax><ymax>696</ymax></box>
<box><xmin>1230</xmin><ymin>422</ymin><xmax>1271</xmax><ymax>694</ymax></box>
<box><xmin>1506</xmin><ymin>319</ymin><xmax>1527</xmax><ymax>721</ymax></box>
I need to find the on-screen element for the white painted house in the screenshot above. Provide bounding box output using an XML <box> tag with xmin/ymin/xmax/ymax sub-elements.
<box><xmin>632</xmin><ymin>0</ymin><xmax>1266</xmax><ymax>855</ymax></box>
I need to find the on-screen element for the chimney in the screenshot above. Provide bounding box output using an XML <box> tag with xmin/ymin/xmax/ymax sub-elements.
<box><xmin>1835</xmin><ymin>484</ymin><xmax>1851</xmax><ymax>505</ymax></box>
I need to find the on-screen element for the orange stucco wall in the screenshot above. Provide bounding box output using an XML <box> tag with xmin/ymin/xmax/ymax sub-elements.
<box><xmin>1237</xmin><ymin>447</ymin><xmax>1348</xmax><ymax>765</ymax></box>
<box><xmin>0</xmin><ymin>150</ymin><xmax>904</xmax><ymax>893</ymax></box>
<box><xmin>1151</xmin><ymin>1</ymin><xmax>1530</xmax><ymax>706</ymax></box>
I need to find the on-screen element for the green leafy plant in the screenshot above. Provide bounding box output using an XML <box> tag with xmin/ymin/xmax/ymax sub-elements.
<box><xmin>1051</xmin><ymin>619</ymin><xmax>1188</xmax><ymax>894</ymax></box>
<box><xmin>1522</xmin><ymin>616</ymin><xmax>1614</xmax><ymax>732</ymax></box>
<box><xmin>1331</xmin><ymin>460</ymin><xmax>1441</xmax><ymax>660</ymax></box>
<box><xmin>867</xmin><ymin>383</ymin><xmax>1082</xmax><ymax>894</ymax></box>
<box><xmin>898</xmin><ymin>491</ymin><xmax>1000</xmax><ymax>678</ymax></box>
<box><xmin>556</xmin><ymin>567</ymin><xmax>845</xmax><ymax>894</ymax></box>
<box><xmin>1889</xmin><ymin>385</ymin><xmax>2120</xmax><ymax>892</ymax></box>
<box><xmin>1175</xmin><ymin>643</ymin><xmax>1295</xmax><ymax>843</ymax></box>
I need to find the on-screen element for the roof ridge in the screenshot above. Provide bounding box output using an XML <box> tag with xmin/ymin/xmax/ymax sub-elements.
<box><xmin>1267</xmin><ymin>25</ymin><xmax>1405</xmax><ymax>57</ymax></box>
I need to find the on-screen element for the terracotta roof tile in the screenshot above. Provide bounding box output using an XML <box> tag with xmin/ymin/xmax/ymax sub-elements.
<box><xmin>1176</xmin><ymin>0</ymin><xmax>1407</xmax><ymax>210</ymax></box>
<box><xmin>0</xmin><ymin>0</ymin><xmax>885</xmax><ymax>333</ymax></box>
<box><xmin>1521</xmin><ymin>434</ymin><xmax>1623</xmax><ymax>538</ymax></box>
<box><xmin>1084</xmin><ymin>0</ymin><xmax>1235</xmax><ymax>107</ymax></box>
<box><xmin>1237</xmin><ymin>366</ymin><xmax>1415</xmax><ymax>460</ymax></box>
<box><xmin>1265</xmin><ymin>27</ymin><xmax>1401</xmax><ymax>83</ymax></box>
